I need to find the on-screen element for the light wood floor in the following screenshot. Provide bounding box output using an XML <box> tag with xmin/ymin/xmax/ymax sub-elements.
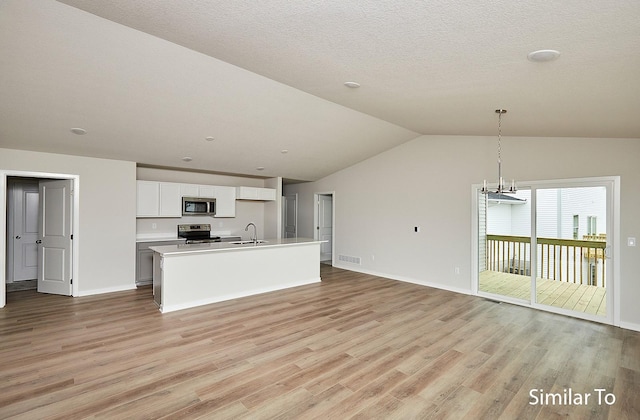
<box><xmin>479</xmin><ymin>270</ymin><xmax>607</xmax><ymax>316</ymax></box>
<box><xmin>1</xmin><ymin>265</ymin><xmax>638</xmax><ymax>419</ymax></box>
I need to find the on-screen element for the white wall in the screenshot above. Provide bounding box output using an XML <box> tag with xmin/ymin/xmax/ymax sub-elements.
<box><xmin>263</xmin><ymin>177</ymin><xmax>283</xmax><ymax>240</ymax></box>
<box><xmin>284</xmin><ymin>135</ymin><xmax>640</xmax><ymax>330</ymax></box>
<box><xmin>0</xmin><ymin>148</ymin><xmax>137</xmax><ymax>297</ymax></box>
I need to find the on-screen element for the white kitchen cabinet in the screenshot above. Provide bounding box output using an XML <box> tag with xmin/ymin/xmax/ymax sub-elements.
<box><xmin>137</xmin><ymin>181</ymin><xmax>160</xmax><ymax>217</ymax></box>
<box><xmin>177</xmin><ymin>183</ymin><xmax>236</xmax><ymax>217</ymax></box>
<box><xmin>211</xmin><ymin>186</ymin><xmax>236</xmax><ymax>217</ymax></box>
<box><xmin>136</xmin><ymin>181</ymin><xmax>182</xmax><ymax>217</ymax></box>
<box><xmin>180</xmin><ymin>184</ymin><xmax>198</xmax><ymax>197</ymax></box>
<box><xmin>159</xmin><ymin>182</ymin><xmax>182</xmax><ymax>217</ymax></box>
<box><xmin>258</xmin><ymin>188</ymin><xmax>277</xmax><ymax>201</ymax></box>
<box><xmin>138</xmin><ymin>180</ymin><xmax>238</xmax><ymax>218</ymax></box>
<box><xmin>198</xmin><ymin>185</ymin><xmax>216</xmax><ymax>198</ymax></box>
<box><xmin>236</xmin><ymin>186</ymin><xmax>276</xmax><ymax>201</ymax></box>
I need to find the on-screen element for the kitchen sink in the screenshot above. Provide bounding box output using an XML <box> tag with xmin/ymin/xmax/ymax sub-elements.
<box><xmin>229</xmin><ymin>240</ymin><xmax>268</xmax><ymax>245</ymax></box>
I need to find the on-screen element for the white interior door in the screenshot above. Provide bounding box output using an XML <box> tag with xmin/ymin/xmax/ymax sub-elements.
<box><xmin>284</xmin><ymin>194</ymin><xmax>297</xmax><ymax>238</ymax></box>
<box><xmin>11</xmin><ymin>180</ymin><xmax>40</xmax><ymax>281</ymax></box>
<box><xmin>318</xmin><ymin>194</ymin><xmax>333</xmax><ymax>262</ymax></box>
<box><xmin>38</xmin><ymin>179</ymin><xmax>73</xmax><ymax>295</ymax></box>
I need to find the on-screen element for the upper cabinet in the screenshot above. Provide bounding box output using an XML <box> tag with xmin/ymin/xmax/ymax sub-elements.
<box><xmin>137</xmin><ymin>181</ymin><xmax>182</xmax><ymax>218</ymax></box>
<box><xmin>137</xmin><ymin>181</ymin><xmax>272</xmax><ymax>218</ymax></box>
<box><xmin>236</xmin><ymin>186</ymin><xmax>276</xmax><ymax>201</ymax></box>
<box><xmin>139</xmin><ymin>181</ymin><xmax>237</xmax><ymax>218</ymax></box>
<box><xmin>211</xmin><ymin>186</ymin><xmax>237</xmax><ymax>217</ymax></box>
<box><xmin>183</xmin><ymin>184</ymin><xmax>236</xmax><ymax>218</ymax></box>
<box><xmin>137</xmin><ymin>181</ymin><xmax>159</xmax><ymax>217</ymax></box>
<box><xmin>180</xmin><ymin>184</ymin><xmax>199</xmax><ymax>197</ymax></box>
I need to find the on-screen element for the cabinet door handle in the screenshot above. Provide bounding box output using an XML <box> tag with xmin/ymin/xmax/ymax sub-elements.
<box><xmin>36</xmin><ymin>239</ymin><xmax>42</xmax><ymax>244</ymax></box>
<box><xmin>15</xmin><ymin>235</ymin><xmax>21</xmax><ymax>239</ymax></box>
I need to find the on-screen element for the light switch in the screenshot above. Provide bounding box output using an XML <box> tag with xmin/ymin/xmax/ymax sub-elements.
<box><xmin>628</xmin><ymin>237</ymin><xmax>637</xmax><ymax>247</ymax></box>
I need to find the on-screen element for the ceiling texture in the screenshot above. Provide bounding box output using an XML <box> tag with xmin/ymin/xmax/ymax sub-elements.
<box><xmin>1</xmin><ymin>0</ymin><xmax>639</xmax><ymax>181</ymax></box>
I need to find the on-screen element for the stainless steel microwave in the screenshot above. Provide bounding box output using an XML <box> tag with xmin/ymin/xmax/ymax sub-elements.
<box><xmin>182</xmin><ymin>197</ymin><xmax>216</xmax><ymax>216</ymax></box>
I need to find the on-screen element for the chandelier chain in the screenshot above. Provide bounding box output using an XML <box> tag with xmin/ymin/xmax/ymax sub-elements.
<box><xmin>482</xmin><ymin>108</ymin><xmax>514</xmax><ymax>194</ymax></box>
<box><xmin>497</xmin><ymin>110</ymin><xmax>503</xmax><ymax>165</ymax></box>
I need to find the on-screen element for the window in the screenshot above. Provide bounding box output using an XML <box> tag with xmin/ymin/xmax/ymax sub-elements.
<box><xmin>587</xmin><ymin>216</ymin><xmax>597</xmax><ymax>235</ymax></box>
<box><xmin>573</xmin><ymin>215</ymin><xmax>579</xmax><ymax>239</ymax></box>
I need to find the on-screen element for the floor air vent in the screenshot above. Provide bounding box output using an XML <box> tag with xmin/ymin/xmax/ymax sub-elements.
<box><xmin>338</xmin><ymin>255</ymin><xmax>361</xmax><ymax>265</ymax></box>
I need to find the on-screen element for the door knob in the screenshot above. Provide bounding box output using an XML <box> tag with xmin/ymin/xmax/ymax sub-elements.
<box><xmin>15</xmin><ymin>235</ymin><xmax>21</xmax><ymax>239</ymax></box>
<box><xmin>36</xmin><ymin>239</ymin><xmax>42</xmax><ymax>244</ymax></box>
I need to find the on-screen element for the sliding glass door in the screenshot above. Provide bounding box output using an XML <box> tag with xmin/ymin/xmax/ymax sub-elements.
<box><xmin>477</xmin><ymin>178</ymin><xmax>614</xmax><ymax>323</ymax></box>
<box><xmin>534</xmin><ymin>185</ymin><xmax>610</xmax><ymax>320</ymax></box>
<box><xmin>478</xmin><ymin>188</ymin><xmax>532</xmax><ymax>303</ymax></box>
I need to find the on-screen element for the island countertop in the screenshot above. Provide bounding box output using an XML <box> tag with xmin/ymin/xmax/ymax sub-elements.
<box><xmin>150</xmin><ymin>237</ymin><xmax>322</xmax><ymax>256</ymax></box>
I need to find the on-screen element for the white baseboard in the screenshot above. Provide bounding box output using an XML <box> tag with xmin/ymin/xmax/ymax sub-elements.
<box><xmin>333</xmin><ymin>265</ymin><xmax>640</xmax><ymax>334</ymax></box>
<box><xmin>619</xmin><ymin>321</ymin><xmax>640</xmax><ymax>333</ymax></box>
<box><xmin>77</xmin><ymin>284</ymin><xmax>136</xmax><ymax>297</ymax></box>
<box><xmin>332</xmin><ymin>264</ymin><xmax>471</xmax><ymax>296</ymax></box>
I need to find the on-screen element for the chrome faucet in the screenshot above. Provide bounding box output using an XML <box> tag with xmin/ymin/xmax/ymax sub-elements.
<box><xmin>245</xmin><ymin>223</ymin><xmax>257</xmax><ymax>244</ymax></box>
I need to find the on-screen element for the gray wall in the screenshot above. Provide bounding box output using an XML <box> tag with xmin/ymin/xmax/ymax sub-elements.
<box><xmin>285</xmin><ymin>135</ymin><xmax>640</xmax><ymax>330</ymax></box>
<box><xmin>1</xmin><ymin>147</ymin><xmax>137</xmax><ymax>296</ymax></box>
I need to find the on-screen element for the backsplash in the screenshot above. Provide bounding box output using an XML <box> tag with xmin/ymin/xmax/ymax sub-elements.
<box><xmin>136</xmin><ymin>201</ymin><xmax>266</xmax><ymax>239</ymax></box>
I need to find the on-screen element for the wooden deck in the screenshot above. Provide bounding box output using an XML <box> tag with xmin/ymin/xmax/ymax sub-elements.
<box><xmin>479</xmin><ymin>270</ymin><xmax>606</xmax><ymax>316</ymax></box>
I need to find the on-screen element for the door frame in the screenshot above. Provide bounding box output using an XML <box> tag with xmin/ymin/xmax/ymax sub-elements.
<box><xmin>471</xmin><ymin>176</ymin><xmax>620</xmax><ymax>326</ymax></box>
<box><xmin>1</xmin><ymin>170</ymin><xmax>80</xmax><ymax>308</ymax></box>
<box><xmin>314</xmin><ymin>191</ymin><xmax>335</xmax><ymax>265</ymax></box>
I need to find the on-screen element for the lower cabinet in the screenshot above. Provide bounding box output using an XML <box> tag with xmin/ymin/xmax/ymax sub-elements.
<box><xmin>136</xmin><ymin>240</ymin><xmax>185</xmax><ymax>286</ymax></box>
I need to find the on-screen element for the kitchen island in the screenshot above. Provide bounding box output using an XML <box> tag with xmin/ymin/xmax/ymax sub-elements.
<box><xmin>150</xmin><ymin>238</ymin><xmax>323</xmax><ymax>313</ymax></box>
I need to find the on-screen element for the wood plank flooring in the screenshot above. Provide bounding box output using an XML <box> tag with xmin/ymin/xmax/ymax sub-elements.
<box><xmin>479</xmin><ymin>270</ymin><xmax>607</xmax><ymax>316</ymax></box>
<box><xmin>1</xmin><ymin>265</ymin><xmax>639</xmax><ymax>419</ymax></box>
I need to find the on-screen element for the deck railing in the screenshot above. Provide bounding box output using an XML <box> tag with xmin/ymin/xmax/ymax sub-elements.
<box><xmin>486</xmin><ymin>234</ymin><xmax>607</xmax><ymax>287</ymax></box>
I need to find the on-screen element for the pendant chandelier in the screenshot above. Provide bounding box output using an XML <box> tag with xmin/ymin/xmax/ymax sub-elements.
<box><xmin>481</xmin><ymin>109</ymin><xmax>516</xmax><ymax>194</ymax></box>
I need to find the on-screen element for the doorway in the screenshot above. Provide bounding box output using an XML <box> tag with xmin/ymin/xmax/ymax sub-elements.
<box><xmin>283</xmin><ymin>193</ymin><xmax>298</xmax><ymax>238</ymax></box>
<box><xmin>474</xmin><ymin>177</ymin><xmax>619</xmax><ymax>325</ymax></box>
<box><xmin>6</xmin><ymin>178</ymin><xmax>39</xmax><ymax>290</ymax></box>
<box><xmin>1</xmin><ymin>171</ymin><xmax>79</xmax><ymax>308</ymax></box>
<box><xmin>314</xmin><ymin>192</ymin><xmax>334</xmax><ymax>264</ymax></box>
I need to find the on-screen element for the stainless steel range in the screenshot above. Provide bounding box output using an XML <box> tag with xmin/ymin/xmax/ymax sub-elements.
<box><xmin>177</xmin><ymin>224</ymin><xmax>220</xmax><ymax>244</ymax></box>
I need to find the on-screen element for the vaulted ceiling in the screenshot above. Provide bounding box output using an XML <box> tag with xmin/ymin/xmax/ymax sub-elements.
<box><xmin>1</xmin><ymin>1</ymin><xmax>639</xmax><ymax>181</ymax></box>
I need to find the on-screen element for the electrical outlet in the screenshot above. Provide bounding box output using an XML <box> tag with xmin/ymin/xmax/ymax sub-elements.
<box><xmin>454</xmin><ymin>267</ymin><xmax>460</xmax><ymax>275</ymax></box>
<box><xmin>629</xmin><ymin>237</ymin><xmax>637</xmax><ymax>247</ymax></box>
<box><xmin>151</xmin><ymin>223</ymin><xmax>157</xmax><ymax>230</ymax></box>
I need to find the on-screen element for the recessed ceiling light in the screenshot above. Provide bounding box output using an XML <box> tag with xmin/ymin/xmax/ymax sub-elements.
<box><xmin>205</xmin><ymin>136</ymin><xmax>215</xmax><ymax>141</ymax></box>
<box><xmin>527</xmin><ymin>49</ymin><xmax>560</xmax><ymax>62</ymax></box>
<box><xmin>281</xmin><ymin>149</ymin><xmax>289</xmax><ymax>154</ymax></box>
<box><xmin>256</xmin><ymin>166</ymin><xmax>265</xmax><ymax>171</ymax></box>
<box><xmin>344</xmin><ymin>81</ymin><xmax>361</xmax><ymax>88</ymax></box>
<box><xmin>182</xmin><ymin>156</ymin><xmax>193</xmax><ymax>162</ymax></box>
<box><xmin>70</xmin><ymin>128</ymin><xmax>87</xmax><ymax>135</ymax></box>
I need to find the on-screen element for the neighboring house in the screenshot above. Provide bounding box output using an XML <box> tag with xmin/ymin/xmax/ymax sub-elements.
<box><xmin>484</xmin><ymin>187</ymin><xmax>607</xmax><ymax>286</ymax></box>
